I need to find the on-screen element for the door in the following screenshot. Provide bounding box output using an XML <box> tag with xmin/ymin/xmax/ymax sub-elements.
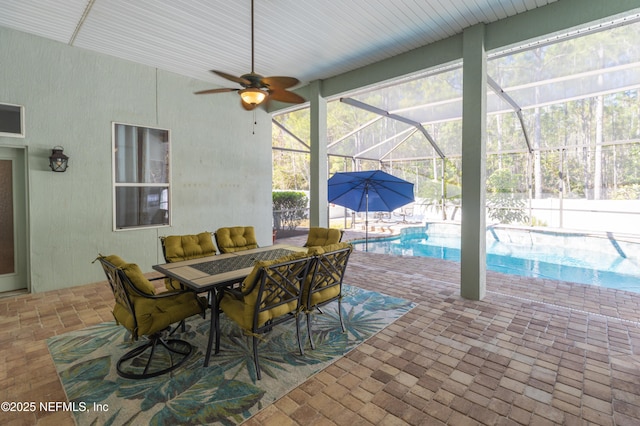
<box><xmin>0</xmin><ymin>147</ymin><xmax>27</xmax><ymax>293</ymax></box>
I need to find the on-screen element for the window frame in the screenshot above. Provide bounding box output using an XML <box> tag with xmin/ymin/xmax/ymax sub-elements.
<box><xmin>111</xmin><ymin>122</ymin><xmax>171</xmax><ymax>231</ymax></box>
<box><xmin>0</xmin><ymin>103</ymin><xmax>25</xmax><ymax>138</ymax></box>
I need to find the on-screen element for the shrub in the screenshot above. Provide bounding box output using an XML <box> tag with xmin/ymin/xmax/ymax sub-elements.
<box><xmin>487</xmin><ymin>169</ymin><xmax>529</xmax><ymax>225</ymax></box>
<box><xmin>611</xmin><ymin>185</ymin><xmax>639</xmax><ymax>200</ymax></box>
<box><xmin>531</xmin><ymin>216</ymin><xmax>547</xmax><ymax>227</ymax></box>
<box><xmin>273</xmin><ymin>191</ymin><xmax>308</xmax><ymax>230</ymax></box>
<box><xmin>487</xmin><ymin>194</ymin><xmax>529</xmax><ymax>224</ymax></box>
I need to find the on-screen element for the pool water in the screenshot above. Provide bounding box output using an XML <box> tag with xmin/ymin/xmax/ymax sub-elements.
<box><xmin>353</xmin><ymin>230</ymin><xmax>640</xmax><ymax>293</ymax></box>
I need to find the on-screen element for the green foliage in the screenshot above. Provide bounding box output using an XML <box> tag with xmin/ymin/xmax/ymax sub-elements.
<box><xmin>487</xmin><ymin>169</ymin><xmax>529</xmax><ymax>224</ymax></box>
<box><xmin>487</xmin><ymin>169</ymin><xmax>523</xmax><ymax>193</ymax></box>
<box><xmin>415</xmin><ymin>179</ymin><xmax>441</xmax><ymax>200</ymax></box>
<box><xmin>272</xmin><ymin>110</ymin><xmax>311</xmax><ymax>191</ymax></box>
<box><xmin>272</xmin><ymin>191</ymin><xmax>308</xmax><ymax>231</ymax></box>
<box><xmin>487</xmin><ymin>194</ymin><xmax>529</xmax><ymax>224</ymax></box>
<box><xmin>611</xmin><ymin>185</ymin><xmax>639</xmax><ymax>200</ymax></box>
<box><xmin>531</xmin><ymin>216</ymin><xmax>547</xmax><ymax>227</ymax></box>
<box><xmin>272</xmin><ymin>23</ymin><xmax>640</xmax><ymax>208</ymax></box>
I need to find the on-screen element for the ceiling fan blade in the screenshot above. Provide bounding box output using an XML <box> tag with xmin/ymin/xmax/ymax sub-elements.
<box><xmin>262</xmin><ymin>76</ymin><xmax>299</xmax><ymax>89</ymax></box>
<box><xmin>268</xmin><ymin>89</ymin><xmax>306</xmax><ymax>104</ymax></box>
<box><xmin>211</xmin><ymin>70</ymin><xmax>251</xmax><ymax>86</ymax></box>
<box><xmin>194</xmin><ymin>88</ymin><xmax>238</xmax><ymax>95</ymax></box>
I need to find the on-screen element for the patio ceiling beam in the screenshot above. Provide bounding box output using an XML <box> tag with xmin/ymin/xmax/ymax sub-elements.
<box><xmin>68</xmin><ymin>0</ymin><xmax>96</xmax><ymax>46</ymax></box>
<box><xmin>380</xmin><ymin>128</ymin><xmax>420</xmax><ymax>161</ymax></box>
<box><xmin>272</xmin><ymin>146</ymin><xmax>309</xmax><ymax>154</ymax></box>
<box><xmin>340</xmin><ymin>97</ymin><xmax>445</xmax><ymax>159</ymax></box>
<box><xmin>487</xmin><ymin>77</ymin><xmax>533</xmax><ymax>153</ymax></box>
<box><xmin>272</xmin><ymin>119</ymin><xmax>311</xmax><ymax>150</ymax></box>
<box><xmin>330</xmin><ymin>136</ymin><xmax>640</xmax><ymax>164</ymax></box>
<box><xmin>328</xmin><ymin>116</ymin><xmax>384</xmax><ymax>149</ymax></box>
<box><xmin>353</xmin><ymin>127</ymin><xmax>415</xmax><ymax>159</ymax></box>
<box><xmin>379</xmin><ymin>155</ymin><xmax>445</xmax><ymax>162</ymax></box>
<box><xmin>328</xmin><ymin>153</ymin><xmax>382</xmax><ymax>162</ymax></box>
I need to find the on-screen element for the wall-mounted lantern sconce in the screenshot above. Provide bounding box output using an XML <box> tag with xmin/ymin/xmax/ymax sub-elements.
<box><xmin>49</xmin><ymin>146</ymin><xmax>69</xmax><ymax>172</ymax></box>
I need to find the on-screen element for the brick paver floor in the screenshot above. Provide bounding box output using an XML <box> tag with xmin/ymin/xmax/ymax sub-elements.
<box><xmin>1</xmin><ymin>231</ymin><xmax>639</xmax><ymax>425</ymax></box>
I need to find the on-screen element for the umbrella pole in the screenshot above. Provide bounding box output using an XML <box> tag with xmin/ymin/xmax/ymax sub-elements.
<box><xmin>365</xmin><ymin>187</ymin><xmax>369</xmax><ymax>251</ymax></box>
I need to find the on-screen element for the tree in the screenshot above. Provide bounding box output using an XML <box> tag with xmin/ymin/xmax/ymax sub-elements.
<box><xmin>272</xmin><ymin>21</ymin><xmax>640</xmax><ymax>219</ymax></box>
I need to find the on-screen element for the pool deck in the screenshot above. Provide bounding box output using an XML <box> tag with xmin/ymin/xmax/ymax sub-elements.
<box><xmin>2</xmin><ymin>230</ymin><xmax>640</xmax><ymax>425</ymax></box>
<box><xmin>260</xmin><ymin>230</ymin><xmax>640</xmax><ymax>425</ymax></box>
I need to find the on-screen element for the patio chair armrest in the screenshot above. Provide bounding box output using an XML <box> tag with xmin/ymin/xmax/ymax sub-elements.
<box><xmin>220</xmin><ymin>286</ymin><xmax>244</xmax><ymax>301</ymax></box>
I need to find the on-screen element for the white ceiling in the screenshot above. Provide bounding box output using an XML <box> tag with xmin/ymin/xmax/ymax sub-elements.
<box><xmin>0</xmin><ymin>0</ymin><xmax>559</xmax><ymax>91</ymax></box>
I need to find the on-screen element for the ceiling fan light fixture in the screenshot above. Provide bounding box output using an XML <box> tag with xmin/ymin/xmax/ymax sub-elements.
<box><xmin>239</xmin><ymin>87</ymin><xmax>267</xmax><ymax>105</ymax></box>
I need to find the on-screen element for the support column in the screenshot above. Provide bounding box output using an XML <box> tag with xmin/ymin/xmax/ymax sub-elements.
<box><xmin>461</xmin><ymin>24</ymin><xmax>487</xmax><ymax>300</ymax></box>
<box><xmin>309</xmin><ymin>80</ymin><xmax>328</xmax><ymax>227</ymax></box>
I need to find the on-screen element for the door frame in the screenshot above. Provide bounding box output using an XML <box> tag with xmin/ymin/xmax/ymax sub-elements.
<box><xmin>0</xmin><ymin>145</ymin><xmax>30</xmax><ymax>294</ymax></box>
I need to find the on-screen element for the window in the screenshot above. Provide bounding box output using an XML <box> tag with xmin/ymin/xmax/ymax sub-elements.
<box><xmin>0</xmin><ymin>103</ymin><xmax>24</xmax><ymax>137</ymax></box>
<box><xmin>112</xmin><ymin>123</ymin><xmax>170</xmax><ymax>230</ymax></box>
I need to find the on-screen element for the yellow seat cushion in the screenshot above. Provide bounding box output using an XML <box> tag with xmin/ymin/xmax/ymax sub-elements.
<box><xmin>219</xmin><ymin>251</ymin><xmax>309</xmax><ymax>330</ymax></box>
<box><xmin>307</xmin><ymin>285</ymin><xmax>341</xmax><ymax>308</ymax></box>
<box><xmin>215</xmin><ymin>226</ymin><xmax>258</xmax><ymax>253</ymax></box>
<box><xmin>305</xmin><ymin>227</ymin><xmax>342</xmax><ymax>247</ymax></box>
<box><xmin>113</xmin><ymin>291</ymin><xmax>205</xmax><ymax>337</ymax></box>
<box><xmin>221</xmin><ymin>295</ymin><xmax>299</xmax><ymax>332</ymax></box>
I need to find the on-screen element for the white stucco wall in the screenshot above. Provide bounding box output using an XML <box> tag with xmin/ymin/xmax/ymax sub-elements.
<box><xmin>0</xmin><ymin>26</ymin><xmax>273</xmax><ymax>293</ymax></box>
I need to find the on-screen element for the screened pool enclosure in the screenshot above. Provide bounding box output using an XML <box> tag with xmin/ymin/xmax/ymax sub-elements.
<box><xmin>273</xmin><ymin>17</ymin><xmax>640</xmax><ymax>235</ymax></box>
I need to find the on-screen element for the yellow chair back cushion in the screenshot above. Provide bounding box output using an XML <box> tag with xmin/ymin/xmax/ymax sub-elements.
<box><xmin>306</xmin><ymin>241</ymin><xmax>352</xmax><ymax>256</ymax></box>
<box><xmin>162</xmin><ymin>232</ymin><xmax>216</xmax><ymax>290</ymax></box>
<box><xmin>163</xmin><ymin>232</ymin><xmax>216</xmax><ymax>262</ymax></box>
<box><xmin>305</xmin><ymin>227</ymin><xmax>342</xmax><ymax>247</ymax></box>
<box><xmin>120</xmin><ymin>263</ymin><xmax>157</xmax><ymax>296</ymax></box>
<box><xmin>104</xmin><ymin>254</ymin><xmax>127</xmax><ymax>268</ymax></box>
<box><xmin>216</xmin><ymin>226</ymin><xmax>258</xmax><ymax>253</ymax></box>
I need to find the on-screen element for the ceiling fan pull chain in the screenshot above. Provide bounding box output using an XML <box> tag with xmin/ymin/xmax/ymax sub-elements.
<box><xmin>252</xmin><ymin>110</ymin><xmax>257</xmax><ymax>134</ymax></box>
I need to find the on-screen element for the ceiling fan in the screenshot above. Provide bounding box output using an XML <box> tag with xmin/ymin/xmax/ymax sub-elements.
<box><xmin>195</xmin><ymin>0</ymin><xmax>305</xmax><ymax>110</ymax></box>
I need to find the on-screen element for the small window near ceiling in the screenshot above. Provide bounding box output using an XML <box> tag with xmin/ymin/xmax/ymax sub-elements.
<box><xmin>112</xmin><ymin>122</ymin><xmax>170</xmax><ymax>230</ymax></box>
<box><xmin>0</xmin><ymin>103</ymin><xmax>24</xmax><ymax>137</ymax></box>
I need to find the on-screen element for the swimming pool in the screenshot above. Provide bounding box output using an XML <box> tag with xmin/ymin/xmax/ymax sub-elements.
<box><xmin>351</xmin><ymin>223</ymin><xmax>640</xmax><ymax>293</ymax></box>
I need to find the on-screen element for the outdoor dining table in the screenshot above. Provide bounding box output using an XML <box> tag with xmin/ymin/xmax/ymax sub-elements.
<box><xmin>152</xmin><ymin>244</ymin><xmax>307</xmax><ymax>366</ymax></box>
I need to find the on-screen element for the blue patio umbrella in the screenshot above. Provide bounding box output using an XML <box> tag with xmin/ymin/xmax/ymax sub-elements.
<box><xmin>328</xmin><ymin>170</ymin><xmax>414</xmax><ymax>250</ymax></box>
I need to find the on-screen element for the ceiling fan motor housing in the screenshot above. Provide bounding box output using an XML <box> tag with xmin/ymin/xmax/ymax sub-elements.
<box><xmin>241</xmin><ymin>72</ymin><xmax>267</xmax><ymax>88</ymax></box>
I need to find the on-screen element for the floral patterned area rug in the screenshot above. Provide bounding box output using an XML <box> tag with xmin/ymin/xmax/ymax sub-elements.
<box><xmin>47</xmin><ymin>285</ymin><xmax>415</xmax><ymax>425</ymax></box>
